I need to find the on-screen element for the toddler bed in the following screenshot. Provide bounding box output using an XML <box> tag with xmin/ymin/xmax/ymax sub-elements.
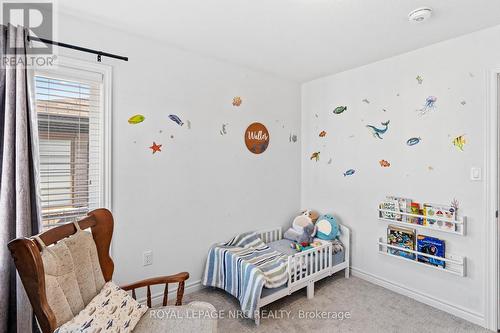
<box><xmin>202</xmin><ymin>224</ymin><xmax>350</xmax><ymax>324</ymax></box>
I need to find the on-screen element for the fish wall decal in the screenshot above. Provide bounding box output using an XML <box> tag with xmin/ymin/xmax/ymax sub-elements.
<box><xmin>333</xmin><ymin>106</ymin><xmax>347</xmax><ymax>114</ymax></box>
<box><xmin>128</xmin><ymin>114</ymin><xmax>145</xmax><ymax>124</ymax></box>
<box><xmin>379</xmin><ymin>160</ymin><xmax>390</xmax><ymax>167</ymax></box>
<box><xmin>452</xmin><ymin>135</ymin><xmax>466</xmax><ymax>151</ymax></box>
<box><xmin>366</xmin><ymin>120</ymin><xmax>390</xmax><ymax>139</ymax></box>
<box><xmin>168</xmin><ymin>114</ymin><xmax>184</xmax><ymax>126</ymax></box>
<box><xmin>406</xmin><ymin>137</ymin><xmax>421</xmax><ymax>146</ymax></box>
<box><xmin>343</xmin><ymin>169</ymin><xmax>355</xmax><ymax>177</ymax></box>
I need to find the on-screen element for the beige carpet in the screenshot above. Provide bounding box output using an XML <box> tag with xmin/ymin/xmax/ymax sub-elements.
<box><xmin>184</xmin><ymin>273</ymin><xmax>489</xmax><ymax>333</ymax></box>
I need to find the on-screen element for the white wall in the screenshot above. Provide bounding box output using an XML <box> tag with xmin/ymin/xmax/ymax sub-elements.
<box><xmin>301</xmin><ymin>25</ymin><xmax>500</xmax><ymax>327</ymax></box>
<box><xmin>51</xmin><ymin>9</ymin><xmax>500</xmax><ymax>329</ymax></box>
<box><xmin>55</xmin><ymin>13</ymin><xmax>301</xmax><ymax>288</ymax></box>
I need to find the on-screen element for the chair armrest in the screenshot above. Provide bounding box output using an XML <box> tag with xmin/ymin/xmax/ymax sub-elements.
<box><xmin>121</xmin><ymin>272</ymin><xmax>189</xmax><ymax>307</ymax></box>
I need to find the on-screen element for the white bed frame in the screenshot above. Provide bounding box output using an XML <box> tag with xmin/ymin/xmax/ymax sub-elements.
<box><xmin>255</xmin><ymin>224</ymin><xmax>350</xmax><ymax>325</ymax></box>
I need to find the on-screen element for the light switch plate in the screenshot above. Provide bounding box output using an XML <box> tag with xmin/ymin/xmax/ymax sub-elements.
<box><xmin>470</xmin><ymin>167</ymin><xmax>481</xmax><ymax>181</ymax></box>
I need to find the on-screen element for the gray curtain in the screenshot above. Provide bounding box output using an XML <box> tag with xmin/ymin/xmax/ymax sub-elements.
<box><xmin>0</xmin><ymin>25</ymin><xmax>42</xmax><ymax>333</ymax></box>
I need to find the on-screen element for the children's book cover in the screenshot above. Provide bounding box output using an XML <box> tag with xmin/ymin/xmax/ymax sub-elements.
<box><xmin>423</xmin><ymin>204</ymin><xmax>456</xmax><ymax>231</ymax></box>
<box><xmin>387</xmin><ymin>225</ymin><xmax>416</xmax><ymax>260</ymax></box>
<box><xmin>417</xmin><ymin>235</ymin><xmax>446</xmax><ymax>268</ymax></box>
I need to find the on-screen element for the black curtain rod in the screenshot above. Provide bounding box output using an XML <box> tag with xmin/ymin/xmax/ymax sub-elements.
<box><xmin>27</xmin><ymin>35</ymin><xmax>128</xmax><ymax>62</ymax></box>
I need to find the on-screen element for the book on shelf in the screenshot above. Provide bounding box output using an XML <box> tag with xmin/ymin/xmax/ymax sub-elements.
<box><xmin>380</xmin><ymin>196</ymin><xmax>412</xmax><ymax>222</ymax></box>
<box><xmin>408</xmin><ymin>202</ymin><xmax>423</xmax><ymax>225</ymax></box>
<box><xmin>387</xmin><ymin>225</ymin><xmax>416</xmax><ymax>260</ymax></box>
<box><xmin>423</xmin><ymin>203</ymin><xmax>456</xmax><ymax>232</ymax></box>
<box><xmin>416</xmin><ymin>235</ymin><xmax>446</xmax><ymax>268</ymax></box>
<box><xmin>379</xmin><ymin>197</ymin><xmax>459</xmax><ymax>230</ymax></box>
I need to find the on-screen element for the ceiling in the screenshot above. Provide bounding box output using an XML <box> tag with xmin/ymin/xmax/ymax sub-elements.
<box><xmin>60</xmin><ymin>0</ymin><xmax>500</xmax><ymax>82</ymax></box>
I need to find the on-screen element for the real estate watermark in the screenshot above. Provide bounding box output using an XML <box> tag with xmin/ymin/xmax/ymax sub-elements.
<box><xmin>1</xmin><ymin>0</ymin><xmax>57</xmax><ymax>68</ymax></box>
<box><xmin>148</xmin><ymin>308</ymin><xmax>352</xmax><ymax>321</ymax></box>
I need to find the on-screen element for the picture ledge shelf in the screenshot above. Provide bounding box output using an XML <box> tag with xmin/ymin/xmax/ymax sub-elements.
<box><xmin>378</xmin><ymin>208</ymin><xmax>466</xmax><ymax>236</ymax></box>
<box><xmin>377</xmin><ymin>237</ymin><xmax>466</xmax><ymax>277</ymax></box>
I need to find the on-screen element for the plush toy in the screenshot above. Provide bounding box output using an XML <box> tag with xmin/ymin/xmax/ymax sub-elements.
<box><xmin>284</xmin><ymin>223</ymin><xmax>317</xmax><ymax>244</ymax></box>
<box><xmin>299</xmin><ymin>223</ymin><xmax>317</xmax><ymax>244</ymax></box>
<box><xmin>284</xmin><ymin>210</ymin><xmax>319</xmax><ymax>243</ymax></box>
<box><xmin>315</xmin><ymin>214</ymin><xmax>340</xmax><ymax>240</ymax></box>
<box><xmin>290</xmin><ymin>240</ymin><xmax>323</xmax><ymax>252</ymax></box>
<box><xmin>304</xmin><ymin>210</ymin><xmax>320</xmax><ymax>223</ymax></box>
<box><xmin>293</xmin><ymin>210</ymin><xmax>319</xmax><ymax>230</ymax></box>
<box><xmin>291</xmin><ymin>242</ymin><xmax>311</xmax><ymax>252</ymax></box>
<box><xmin>292</xmin><ymin>212</ymin><xmax>312</xmax><ymax>231</ymax></box>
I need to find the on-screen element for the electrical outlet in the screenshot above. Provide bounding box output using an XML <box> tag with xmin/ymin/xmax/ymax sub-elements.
<box><xmin>143</xmin><ymin>250</ymin><xmax>153</xmax><ymax>266</ymax></box>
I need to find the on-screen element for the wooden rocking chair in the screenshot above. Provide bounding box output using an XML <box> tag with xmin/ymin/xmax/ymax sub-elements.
<box><xmin>8</xmin><ymin>209</ymin><xmax>217</xmax><ymax>333</ymax></box>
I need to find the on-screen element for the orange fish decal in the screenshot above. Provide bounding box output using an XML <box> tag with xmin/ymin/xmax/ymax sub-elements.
<box><xmin>379</xmin><ymin>159</ymin><xmax>390</xmax><ymax>167</ymax></box>
<box><xmin>319</xmin><ymin>131</ymin><xmax>327</xmax><ymax>137</ymax></box>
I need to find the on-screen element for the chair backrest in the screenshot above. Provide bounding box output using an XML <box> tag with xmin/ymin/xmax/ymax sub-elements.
<box><xmin>8</xmin><ymin>208</ymin><xmax>115</xmax><ymax>333</ymax></box>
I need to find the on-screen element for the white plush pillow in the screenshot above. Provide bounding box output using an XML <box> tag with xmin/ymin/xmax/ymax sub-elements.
<box><xmin>54</xmin><ymin>281</ymin><xmax>147</xmax><ymax>333</ymax></box>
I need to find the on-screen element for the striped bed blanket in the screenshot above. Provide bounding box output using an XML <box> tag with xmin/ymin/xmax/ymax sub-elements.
<box><xmin>202</xmin><ymin>231</ymin><xmax>288</xmax><ymax>318</ymax></box>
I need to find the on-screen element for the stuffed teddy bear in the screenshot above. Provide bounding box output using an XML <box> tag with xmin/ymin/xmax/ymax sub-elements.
<box><xmin>284</xmin><ymin>210</ymin><xmax>319</xmax><ymax>243</ymax></box>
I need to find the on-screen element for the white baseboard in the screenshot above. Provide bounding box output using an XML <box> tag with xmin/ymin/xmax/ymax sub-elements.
<box><xmin>138</xmin><ymin>279</ymin><xmax>204</xmax><ymax>306</ymax></box>
<box><xmin>351</xmin><ymin>267</ymin><xmax>486</xmax><ymax>328</ymax></box>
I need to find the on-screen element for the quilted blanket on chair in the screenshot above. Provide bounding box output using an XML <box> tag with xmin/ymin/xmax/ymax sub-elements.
<box><xmin>202</xmin><ymin>231</ymin><xmax>288</xmax><ymax>318</ymax></box>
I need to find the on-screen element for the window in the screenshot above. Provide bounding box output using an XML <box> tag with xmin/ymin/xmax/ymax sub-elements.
<box><xmin>35</xmin><ymin>61</ymin><xmax>111</xmax><ymax>228</ymax></box>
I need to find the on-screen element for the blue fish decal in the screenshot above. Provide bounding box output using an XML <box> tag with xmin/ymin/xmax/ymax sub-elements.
<box><xmin>366</xmin><ymin>120</ymin><xmax>390</xmax><ymax>139</ymax></box>
<box><xmin>344</xmin><ymin>169</ymin><xmax>355</xmax><ymax>177</ymax></box>
<box><xmin>407</xmin><ymin>137</ymin><xmax>421</xmax><ymax>146</ymax></box>
<box><xmin>168</xmin><ymin>114</ymin><xmax>184</xmax><ymax>126</ymax></box>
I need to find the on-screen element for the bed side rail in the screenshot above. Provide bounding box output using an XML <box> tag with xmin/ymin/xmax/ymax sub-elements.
<box><xmin>288</xmin><ymin>242</ymin><xmax>333</xmax><ymax>286</ymax></box>
<box><xmin>338</xmin><ymin>224</ymin><xmax>350</xmax><ymax>266</ymax></box>
<box><xmin>258</xmin><ymin>227</ymin><xmax>282</xmax><ymax>243</ymax></box>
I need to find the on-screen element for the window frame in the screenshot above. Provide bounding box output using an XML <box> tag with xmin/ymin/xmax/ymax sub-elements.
<box><xmin>35</xmin><ymin>56</ymin><xmax>113</xmax><ymax>225</ymax></box>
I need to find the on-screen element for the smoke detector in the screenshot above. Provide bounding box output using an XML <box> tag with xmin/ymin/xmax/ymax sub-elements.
<box><xmin>408</xmin><ymin>7</ymin><xmax>433</xmax><ymax>23</ymax></box>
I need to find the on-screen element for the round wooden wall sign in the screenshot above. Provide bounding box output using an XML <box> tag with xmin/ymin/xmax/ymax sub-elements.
<box><xmin>244</xmin><ymin>122</ymin><xmax>270</xmax><ymax>154</ymax></box>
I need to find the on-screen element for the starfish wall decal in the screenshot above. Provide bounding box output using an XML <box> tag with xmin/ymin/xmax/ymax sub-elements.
<box><xmin>149</xmin><ymin>142</ymin><xmax>162</xmax><ymax>154</ymax></box>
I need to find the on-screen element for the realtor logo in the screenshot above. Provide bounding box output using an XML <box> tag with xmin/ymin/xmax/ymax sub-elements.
<box><xmin>2</xmin><ymin>1</ymin><xmax>53</xmax><ymax>54</ymax></box>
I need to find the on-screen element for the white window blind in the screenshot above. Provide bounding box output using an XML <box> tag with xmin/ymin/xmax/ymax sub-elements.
<box><xmin>35</xmin><ymin>70</ymin><xmax>104</xmax><ymax>227</ymax></box>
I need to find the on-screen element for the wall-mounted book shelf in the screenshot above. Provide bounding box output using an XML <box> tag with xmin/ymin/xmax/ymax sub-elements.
<box><xmin>377</xmin><ymin>237</ymin><xmax>466</xmax><ymax>277</ymax></box>
<box><xmin>378</xmin><ymin>208</ymin><xmax>466</xmax><ymax>236</ymax></box>
<box><xmin>377</xmin><ymin>197</ymin><xmax>467</xmax><ymax>277</ymax></box>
